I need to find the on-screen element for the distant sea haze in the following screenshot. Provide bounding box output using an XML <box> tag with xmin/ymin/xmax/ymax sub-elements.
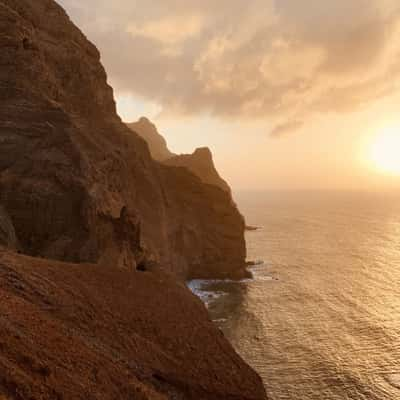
<box><xmin>191</xmin><ymin>190</ymin><xmax>400</xmax><ymax>399</ymax></box>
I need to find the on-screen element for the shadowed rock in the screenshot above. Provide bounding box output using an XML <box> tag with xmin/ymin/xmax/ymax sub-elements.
<box><xmin>165</xmin><ymin>147</ymin><xmax>232</xmax><ymax>195</ymax></box>
<box><xmin>0</xmin><ymin>206</ymin><xmax>18</xmax><ymax>249</ymax></box>
<box><xmin>0</xmin><ymin>0</ymin><xmax>247</xmax><ymax>280</ymax></box>
<box><xmin>128</xmin><ymin>117</ymin><xmax>174</xmax><ymax>161</ymax></box>
<box><xmin>130</xmin><ymin>118</ymin><xmax>232</xmax><ymax>194</ymax></box>
<box><xmin>0</xmin><ymin>250</ymin><xmax>267</xmax><ymax>400</ymax></box>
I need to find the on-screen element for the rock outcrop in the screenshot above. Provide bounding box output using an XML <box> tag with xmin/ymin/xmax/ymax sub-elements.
<box><xmin>0</xmin><ymin>0</ymin><xmax>247</xmax><ymax>280</ymax></box>
<box><xmin>0</xmin><ymin>249</ymin><xmax>266</xmax><ymax>400</ymax></box>
<box><xmin>128</xmin><ymin>117</ymin><xmax>174</xmax><ymax>161</ymax></box>
<box><xmin>129</xmin><ymin>118</ymin><xmax>231</xmax><ymax>195</ymax></box>
<box><xmin>164</xmin><ymin>148</ymin><xmax>232</xmax><ymax>195</ymax></box>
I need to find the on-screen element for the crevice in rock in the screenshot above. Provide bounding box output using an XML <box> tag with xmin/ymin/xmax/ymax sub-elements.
<box><xmin>136</xmin><ymin>261</ymin><xmax>147</xmax><ymax>272</ymax></box>
<box><xmin>22</xmin><ymin>38</ymin><xmax>29</xmax><ymax>50</ymax></box>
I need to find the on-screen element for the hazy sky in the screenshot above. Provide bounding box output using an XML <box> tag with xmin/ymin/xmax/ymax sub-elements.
<box><xmin>59</xmin><ymin>0</ymin><xmax>400</xmax><ymax>191</ymax></box>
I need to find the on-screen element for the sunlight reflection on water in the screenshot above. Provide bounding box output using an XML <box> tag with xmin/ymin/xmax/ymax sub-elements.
<box><xmin>191</xmin><ymin>191</ymin><xmax>400</xmax><ymax>399</ymax></box>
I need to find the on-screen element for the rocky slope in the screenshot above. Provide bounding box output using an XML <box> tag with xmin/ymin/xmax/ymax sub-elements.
<box><xmin>0</xmin><ymin>249</ymin><xmax>266</xmax><ymax>400</ymax></box>
<box><xmin>129</xmin><ymin>118</ymin><xmax>231</xmax><ymax>194</ymax></box>
<box><xmin>0</xmin><ymin>0</ymin><xmax>247</xmax><ymax>280</ymax></box>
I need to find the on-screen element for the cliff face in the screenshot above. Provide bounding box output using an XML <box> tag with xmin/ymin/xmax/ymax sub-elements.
<box><xmin>129</xmin><ymin>118</ymin><xmax>231</xmax><ymax>194</ymax></box>
<box><xmin>164</xmin><ymin>148</ymin><xmax>232</xmax><ymax>195</ymax></box>
<box><xmin>0</xmin><ymin>0</ymin><xmax>247</xmax><ymax>280</ymax></box>
<box><xmin>128</xmin><ymin>117</ymin><xmax>174</xmax><ymax>162</ymax></box>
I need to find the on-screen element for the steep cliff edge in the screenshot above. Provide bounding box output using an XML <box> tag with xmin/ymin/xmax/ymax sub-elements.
<box><xmin>128</xmin><ymin>117</ymin><xmax>174</xmax><ymax>161</ymax></box>
<box><xmin>0</xmin><ymin>0</ymin><xmax>247</xmax><ymax>280</ymax></box>
<box><xmin>164</xmin><ymin>148</ymin><xmax>232</xmax><ymax>195</ymax></box>
<box><xmin>129</xmin><ymin>118</ymin><xmax>231</xmax><ymax>194</ymax></box>
<box><xmin>0</xmin><ymin>250</ymin><xmax>266</xmax><ymax>400</ymax></box>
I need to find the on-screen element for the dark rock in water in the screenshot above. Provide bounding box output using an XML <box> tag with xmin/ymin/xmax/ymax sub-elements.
<box><xmin>246</xmin><ymin>261</ymin><xmax>257</xmax><ymax>267</ymax></box>
<box><xmin>246</xmin><ymin>260</ymin><xmax>264</xmax><ymax>267</ymax></box>
<box><xmin>246</xmin><ymin>225</ymin><xmax>261</xmax><ymax>231</ymax></box>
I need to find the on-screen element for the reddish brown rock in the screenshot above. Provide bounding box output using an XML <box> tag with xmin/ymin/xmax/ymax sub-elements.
<box><xmin>0</xmin><ymin>0</ymin><xmax>247</xmax><ymax>280</ymax></box>
<box><xmin>164</xmin><ymin>147</ymin><xmax>232</xmax><ymax>195</ymax></box>
<box><xmin>128</xmin><ymin>117</ymin><xmax>174</xmax><ymax>162</ymax></box>
<box><xmin>129</xmin><ymin>118</ymin><xmax>231</xmax><ymax>195</ymax></box>
<box><xmin>0</xmin><ymin>250</ymin><xmax>266</xmax><ymax>400</ymax></box>
<box><xmin>0</xmin><ymin>1</ymin><xmax>264</xmax><ymax>399</ymax></box>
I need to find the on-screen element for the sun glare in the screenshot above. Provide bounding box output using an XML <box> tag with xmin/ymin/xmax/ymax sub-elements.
<box><xmin>370</xmin><ymin>126</ymin><xmax>400</xmax><ymax>175</ymax></box>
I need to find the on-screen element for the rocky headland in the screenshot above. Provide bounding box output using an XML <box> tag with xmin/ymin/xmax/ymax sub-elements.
<box><xmin>0</xmin><ymin>0</ymin><xmax>266</xmax><ymax>398</ymax></box>
<box><xmin>128</xmin><ymin>117</ymin><xmax>174</xmax><ymax>162</ymax></box>
<box><xmin>129</xmin><ymin>118</ymin><xmax>231</xmax><ymax>195</ymax></box>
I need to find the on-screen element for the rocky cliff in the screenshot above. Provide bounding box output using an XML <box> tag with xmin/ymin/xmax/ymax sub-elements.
<box><xmin>0</xmin><ymin>0</ymin><xmax>266</xmax><ymax>399</ymax></box>
<box><xmin>129</xmin><ymin>118</ymin><xmax>231</xmax><ymax>195</ymax></box>
<box><xmin>164</xmin><ymin>148</ymin><xmax>232</xmax><ymax>195</ymax></box>
<box><xmin>128</xmin><ymin>117</ymin><xmax>174</xmax><ymax>162</ymax></box>
<box><xmin>0</xmin><ymin>0</ymin><xmax>247</xmax><ymax>280</ymax></box>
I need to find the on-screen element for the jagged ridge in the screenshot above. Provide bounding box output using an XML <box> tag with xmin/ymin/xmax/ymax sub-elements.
<box><xmin>0</xmin><ymin>0</ymin><xmax>247</xmax><ymax>279</ymax></box>
<box><xmin>129</xmin><ymin>118</ymin><xmax>232</xmax><ymax>195</ymax></box>
<box><xmin>128</xmin><ymin>117</ymin><xmax>174</xmax><ymax>162</ymax></box>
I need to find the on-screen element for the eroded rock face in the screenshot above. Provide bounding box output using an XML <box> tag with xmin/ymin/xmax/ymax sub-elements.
<box><xmin>1</xmin><ymin>0</ymin><xmax>135</xmax><ymax>266</ymax></box>
<box><xmin>0</xmin><ymin>206</ymin><xmax>18</xmax><ymax>249</ymax></box>
<box><xmin>130</xmin><ymin>118</ymin><xmax>232</xmax><ymax>195</ymax></box>
<box><xmin>0</xmin><ymin>250</ymin><xmax>267</xmax><ymax>400</ymax></box>
<box><xmin>0</xmin><ymin>0</ymin><xmax>247</xmax><ymax>279</ymax></box>
<box><xmin>165</xmin><ymin>147</ymin><xmax>232</xmax><ymax>195</ymax></box>
<box><xmin>128</xmin><ymin>117</ymin><xmax>174</xmax><ymax>162</ymax></box>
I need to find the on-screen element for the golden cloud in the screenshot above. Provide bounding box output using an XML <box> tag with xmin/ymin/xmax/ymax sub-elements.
<box><xmin>59</xmin><ymin>0</ymin><xmax>400</xmax><ymax>134</ymax></box>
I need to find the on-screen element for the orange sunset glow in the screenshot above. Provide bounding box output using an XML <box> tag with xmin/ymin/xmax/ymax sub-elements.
<box><xmin>3</xmin><ymin>1</ymin><xmax>400</xmax><ymax>399</ymax></box>
<box><xmin>58</xmin><ymin>0</ymin><xmax>400</xmax><ymax>192</ymax></box>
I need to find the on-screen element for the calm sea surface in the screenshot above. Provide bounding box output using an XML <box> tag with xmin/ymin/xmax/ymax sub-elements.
<box><xmin>189</xmin><ymin>191</ymin><xmax>400</xmax><ymax>399</ymax></box>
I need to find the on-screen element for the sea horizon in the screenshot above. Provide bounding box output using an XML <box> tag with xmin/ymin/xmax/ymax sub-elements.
<box><xmin>190</xmin><ymin>190</ymin><xmax>400</xmax><ymax>399</ymax></box>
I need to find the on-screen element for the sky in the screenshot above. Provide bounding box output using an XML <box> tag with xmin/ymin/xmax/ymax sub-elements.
<box><xmin>59</xmin><ymin>0</ymin><xmax>400</xmax><ymax>191</ymax></box>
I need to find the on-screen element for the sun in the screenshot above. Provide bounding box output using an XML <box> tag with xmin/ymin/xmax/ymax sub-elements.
<box><xmin>369</xmin><ymin>126</ymin><xmax>400</xmax><ymax>175</ymax></box>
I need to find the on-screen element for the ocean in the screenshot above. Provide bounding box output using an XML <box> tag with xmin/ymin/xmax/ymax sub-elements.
<box><xmin>189</xmin><ymin>190</ymin><xmax>400</xmax><ymax>399</ymax></box>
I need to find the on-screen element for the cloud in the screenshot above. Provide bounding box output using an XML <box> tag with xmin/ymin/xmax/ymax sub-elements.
<box><xmin>127</xmin><ymin>15</ymin><xmax>204</xmax><ymax>46</ymax></box>
<box><xmin>58</xmin><ymin>0</ymin><xmax>400</xmax><ymax>134</ymax></box>
<box><xmin>271</xmin><ymin>120</ymin><xmax>304</xmax><ymax>137</ymax></box>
